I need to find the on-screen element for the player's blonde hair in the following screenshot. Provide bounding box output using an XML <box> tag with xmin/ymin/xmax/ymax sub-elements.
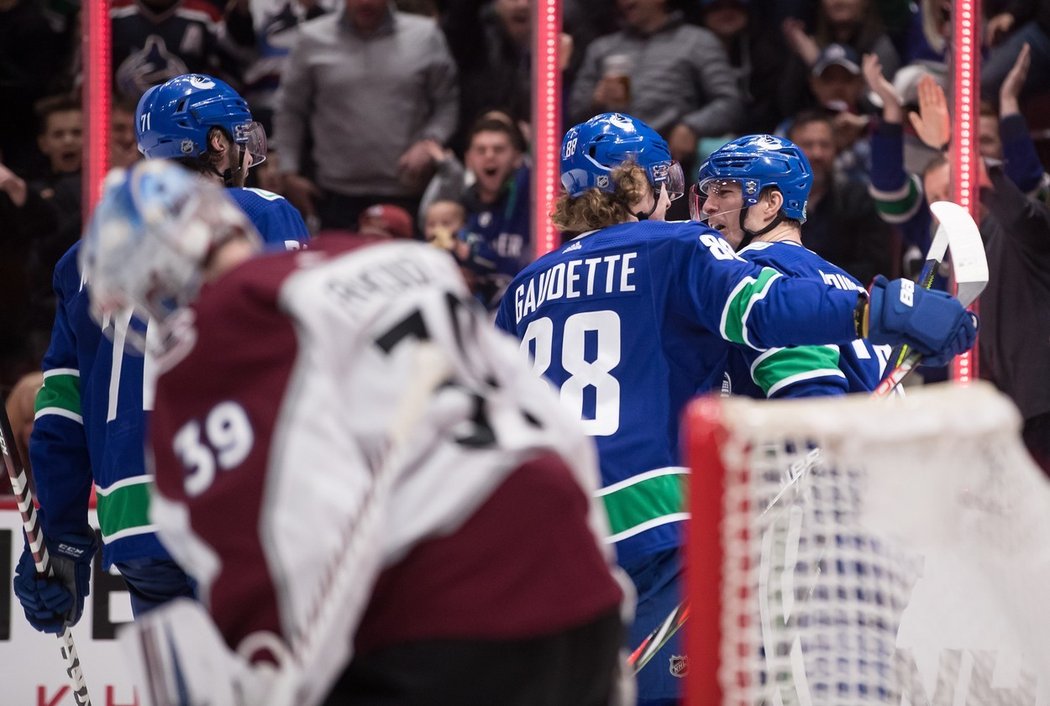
<box><xmin>552</xmin><ymin>163</ymin><xmax>651</xmax><ymax>234</ymax></box>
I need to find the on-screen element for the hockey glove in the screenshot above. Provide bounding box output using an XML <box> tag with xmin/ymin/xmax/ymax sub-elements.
<box><xmin>13</xmin><ymin>532</ymin><xmax>97</xmax><ymax>634</ymax></box>
<box><xmin>865</xmin><ymin>276</ymin><xmax>978</xmax><ymax>367</ymax></box>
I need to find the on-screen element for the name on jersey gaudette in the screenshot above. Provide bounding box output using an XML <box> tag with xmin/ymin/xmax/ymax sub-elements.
<box><xmin>514</xmin><ymin>252</ymin><xmax>638</xmax><ymax>324</ymax></box>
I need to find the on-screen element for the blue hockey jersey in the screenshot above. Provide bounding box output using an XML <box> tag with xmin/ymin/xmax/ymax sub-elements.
<box><xmin>494</xmin><ymin>220</ymin><xmax>863</xmax><ymax>568</ymax></box>
<box><xmin>30</xmin><ymin>188</ymin><xmax>308</xmax><ymax>569</ymax></box>
<box><xmin>724</xmin><ymin>241</ymin><xmax>888</xmax><ymax>398</ymax></box>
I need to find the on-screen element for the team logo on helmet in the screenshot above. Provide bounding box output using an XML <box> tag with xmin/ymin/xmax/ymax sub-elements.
<box><xmin>180</xmin><ymin>139</ymin><xmax>196</xmax><ymax>155</ymax></box>
<box><xmin>669</xmin><ymin>655</ymin><xmax>688</xmax><ymax>678</ymax></box>
<box><xmin>189</xmin><ymin>75</ymin><xmax>215</xmax><ymax>90</ymax></box>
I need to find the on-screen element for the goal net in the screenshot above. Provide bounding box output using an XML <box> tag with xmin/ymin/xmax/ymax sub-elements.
<box><xmin>684</xmin><ymin>381</ymin><xmax>1050</xmax><ymax>705</ymax></box>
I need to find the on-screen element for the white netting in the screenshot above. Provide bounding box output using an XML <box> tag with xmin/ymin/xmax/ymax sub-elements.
<box><xmin>696</xmin><ymin>382</ymin><xmax>1050</xmax><ymax>705</ymax></box>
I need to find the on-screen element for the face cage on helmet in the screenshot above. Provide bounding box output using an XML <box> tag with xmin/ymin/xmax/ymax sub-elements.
<box><xmin>648</xmin><ymin>161</ymin><xmax>685</xmax><ymax>202</ymax></box>
<box><xmin>689</xmin><ymin>177</ymin><xmax>750</xmax><ymax>221</ymax></box>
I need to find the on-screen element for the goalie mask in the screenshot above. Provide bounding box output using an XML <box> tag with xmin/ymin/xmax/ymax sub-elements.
<box><xmin>560</xmin><ymin>112</ymin><xmax>685</xmax><ymax>203</ymax></box>
<box><xmin>80</xmin><ymin>160</ymin><xmax>261</xmax><ymax>358</ymax></box>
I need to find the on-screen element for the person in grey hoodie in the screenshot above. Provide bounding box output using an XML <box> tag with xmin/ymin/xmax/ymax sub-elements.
<box><xmin>568</xmin><ymin>0</ymin><xmax>743</xmax><ymax>172</ymax></box>
<box><xmin>275</xmin><ymin>0</ymin><xmax>458</xmax><ymax>231</ymax></box>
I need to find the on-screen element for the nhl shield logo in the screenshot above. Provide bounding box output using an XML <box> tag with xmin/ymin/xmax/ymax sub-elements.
<box><xmin>180</xmin><ymin>139</ymin><xmax>196</xmax><ymax>155</ymax></box>
<box><xmin>596</xmin><ymin>175</ymin><xmax>610</xmax><ymax>189</ymax></box>
<box><xmin>669</xmin><ymin>654</ymin><xmax>688</xmax><ymax>678</ymax></box>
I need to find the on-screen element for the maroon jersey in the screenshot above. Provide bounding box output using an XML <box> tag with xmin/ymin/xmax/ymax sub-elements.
<box><xmin>148</xmin><ymin>234</ymin><xmax>623</xmax><ymax>703</ymax></box>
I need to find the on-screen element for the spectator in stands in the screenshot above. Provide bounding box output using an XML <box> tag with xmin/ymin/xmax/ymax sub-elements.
<box><xmin>698</xmin><ymin>0</ymin><xmax>786</xmax><ymax>134</ymax></box>
<box><xmin>111</xmin><ymin>0</ymin><xmax>254</xmax><ymax>100</ymax></box>
<box><xmin>419</xmin><ymin>114</ymin><xmax>530</xmax><ymax>309</ymax></box>
<box><xmin>422</xmin><ymin>198</ymin><xmax>465</xmax><ymax>247</ymax></box>
<box><xmin>981</xmin><ymin>0</ymin><xmax>1050</xmax><ymax>101</ymax></box>
<box><xmin>800</xmin><ymin>43</ymin><xmax>876</xmax><ymax>182</ymax></box>
<box><xmin>275</xmin><ymin>0</ymin><xmax>458</xmax><ymax>231</ymax></box>
<box><xmin>110</xmin><ymin>96</ymin><xmax>142</xmax><ymax>170</ymax></box>
<box><xmin>787</xmin><ymin>110</ymin><xmax>893</xmax><ymax>284</ymax></box>
<box><xmin>2</xmin><ymin>370</ymin><xmax>42</xmax><ymax>493</ymax></box>
<box><xmin>865</xmin><ymin>45</ymin><xmax>1050</xmax><ymax>471</ymax></box>
<box><xmin>239</xmin><ymin>0</ymin><xmax>338</xmax><ymax>136</ymax></box>
<box><xmin>568</xmin><ymin>0</ymin><xmax>743</xmax><ymax>173</ymax></box>
<box><xmin>0</xmin><ymin>158</ymin><xmax>37</xmax><ymax>390</ymax></box>
<box><xmin>441</xmin><ymin>0</ymin><xmax>576</xmax><ymax>153</ymax></box>
<box><xmin>0</xmin><ymin>0</ymin><xmax>68</xmax><ymax>178</ymax></box>
<box><xmin>23</xmin><ymin>96</ymin><xmax>83</xmax><ymax>333</ymax></box>
<box><xmin>780</xmin><ymin>0</ymin><xmax>899</xmax><ymax>120</ymax></box>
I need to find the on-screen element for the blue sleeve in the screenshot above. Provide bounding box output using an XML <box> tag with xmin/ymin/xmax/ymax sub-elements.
<box><xmin>1000</xmin><ymin>112</ymin><xmax>1046</xmax><ymax>194</ymax></box>
<box><xmin>673</xmin><ymin>230</ymin><xmax>859</xmax><ymax>350</ymax></box>
<box><xmin>30</xmin><ymin>256</ymin><xmax>94</xmax><ymax>539</ymax></box>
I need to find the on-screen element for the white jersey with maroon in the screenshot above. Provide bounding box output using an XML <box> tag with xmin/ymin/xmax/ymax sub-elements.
<box><xmin>147</xmin><ymin>234</ymin><xmax>624</xmax><ymax>704</ymax></box>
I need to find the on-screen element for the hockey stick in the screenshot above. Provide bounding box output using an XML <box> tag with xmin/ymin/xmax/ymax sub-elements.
<box><xmin>873</xmin><ymin>201</ymin><xmax>988</xmax><ymax>397</ymax></box>
<box><xmin>0</xmin><ymin>402</ymin><xmax>93</xmax><ymax>705</ymax></box>
<box><xmin>884</xmin><ymin>206</ymin><xmax>953</xmax><ymax>371</ymax></box>
<box><xmin>627</xmin><ymin>601</ymin><xmax>690</xmax><ymax>673</ymax></box>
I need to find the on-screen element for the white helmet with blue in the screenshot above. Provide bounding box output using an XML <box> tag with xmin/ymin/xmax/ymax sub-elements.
<box><xmin>80</xmin><ymin>161</ymin><xmax>259</xmax><ymax>355</ymax></box>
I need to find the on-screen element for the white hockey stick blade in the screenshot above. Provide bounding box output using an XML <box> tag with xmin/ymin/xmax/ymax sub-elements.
<box><xmin>928</xmin><ymin>200</ymin><xmax>988</xmax><ymax>306</ymax></box>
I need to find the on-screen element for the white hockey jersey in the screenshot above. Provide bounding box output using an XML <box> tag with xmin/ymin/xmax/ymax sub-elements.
<box><xmin>147</xmin><ymin>235</ymin><xmax>624</xmax><ymax>705</ymax></box>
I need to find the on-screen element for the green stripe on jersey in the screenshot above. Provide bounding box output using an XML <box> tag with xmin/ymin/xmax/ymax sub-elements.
<box><xmin>35</xmin><ymin>371</ymin><xmax>82</xmax><ymax>416</ymax></box>
<box><xmin>752</xmin><ymin>346</ymin><xmax>842</xmax><ymax>396</ymax></box>
<box><xmin>722</xmin><ymin>268</ymin><xmax>780</xmax><ymax>347</ymax></box>
<box><xmin>96</xmin><ymin>479</ymin><xmax>154</xmax><ymax>541</ymax></box>
<box><xmin>601</xmin><ymin>470</ymin><xmax>688</xmax><ymax>539</ymax></box>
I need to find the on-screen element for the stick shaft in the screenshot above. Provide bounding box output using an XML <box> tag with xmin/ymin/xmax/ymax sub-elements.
<box><xmin>0</xmin><ymin>404</ymin><xmax>93</xmax><ymax>706</ymax></box>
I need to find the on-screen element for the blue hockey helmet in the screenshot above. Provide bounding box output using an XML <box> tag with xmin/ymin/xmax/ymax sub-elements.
<box><xmin>560</xmin><ymin>113</ymin><xmax>684</xmax><ymax>200</ymax></box>
<box><xmin>692</xmin><ymin>134</ymin><xmax>812</xmax><ymax>222</ymax></box>
<box><xmin>135</xmin><ymin>74</ymin><xmax>266</xmax><ymax>166</ymax></box>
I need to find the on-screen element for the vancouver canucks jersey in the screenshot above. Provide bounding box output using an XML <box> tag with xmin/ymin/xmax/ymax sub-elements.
<box><xmin>494</xmin><ymin>220</ymin><xmax>862</xmax><ymax>568</ymax></box>
<box><xmin>30</xmin><ymin>189</ymin><xmax>308</xmax><ymax>568</ymax></box>
<box><xmin>724</xmin><ymin>241</ymin><xmax>888</xmax><ymax>398</ymax></box>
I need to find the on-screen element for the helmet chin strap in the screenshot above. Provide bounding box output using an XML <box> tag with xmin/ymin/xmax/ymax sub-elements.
<box><xmin>634</xmin><ymin>184</ymin><xmax>670</xmax><ymax>221</ymax></box>
<box><xmin>738</xmin><ymin>206</ymin><xmax>783</xmax><ymax>248</ymax></box>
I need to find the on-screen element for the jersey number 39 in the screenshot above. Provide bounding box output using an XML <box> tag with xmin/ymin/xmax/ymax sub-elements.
<box><xmin>520</xmin><ymin>311</ymin><xmax>620</xmax><ymax>436</ymax></box>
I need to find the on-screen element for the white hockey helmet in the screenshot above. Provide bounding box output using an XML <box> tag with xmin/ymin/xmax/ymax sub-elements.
<box><xmin>80</xmin><ymin>160</ymin><xmax>260</xmax><ymax>354</ymax></box>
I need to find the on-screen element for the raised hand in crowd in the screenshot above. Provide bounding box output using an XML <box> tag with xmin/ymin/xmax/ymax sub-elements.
<box><xmin>782</xmin><ymin>17</ymin><xmax>820</xmax><ymax>67</ymax></box>
<box><xmin>0</xmin><ymin>161</ymin><xmax>27</xmax><ymax>208</ymax></box>
<box><xmin>999</xmin><ymin>42</ymin><xmax>1031</xmax><ymax>117</ymax></box>
<box><xmin>985</xmin><ymin>11</ymin><xmax>1015</xmax><ymax>47</ymax></box>
<box><xmin>861</xmin><ymin>52</ymin><xmax>903</xmax><ymax>123</ymax></box>
<box><xmin>909</xmin><ymin>74</ymin><xmax>950</xmax><ymax>150</ymax></box>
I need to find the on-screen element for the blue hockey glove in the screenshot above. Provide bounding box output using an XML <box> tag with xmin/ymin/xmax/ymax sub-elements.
<box><xmin>13</xmin><ymin>533</ymin><xmax>97</xmax><ymax>634</ymax></box>
<box><xmin>866</xmin><ymin>276</ymin><xmax>979</xmax><ymax>367</ymax></box>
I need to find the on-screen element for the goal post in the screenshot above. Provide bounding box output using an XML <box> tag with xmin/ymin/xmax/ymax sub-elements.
<box><xmin>684</xmin><ymin>381</ymin><xmax>1050</xmax><ymax>704</ymax></box>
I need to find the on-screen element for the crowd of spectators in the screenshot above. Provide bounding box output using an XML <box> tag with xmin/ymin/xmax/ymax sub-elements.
<box><xmin>2</xmin><ymin>0</ymin><xmax>1050</xmax><ymax>467</ymax></box>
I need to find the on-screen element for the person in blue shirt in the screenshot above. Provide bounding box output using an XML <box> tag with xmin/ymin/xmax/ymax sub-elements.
<box><xmin>14</xmin><ymin>74</ymin><xmax>309</xmax><ymax>636</ymax></box>
<box><xmin>693</xmin><ymin>134</ymin><xmax>888</xmax><ymax>398</ymax></box>
<box><xmin>495</xmin><ymin>112</ymin><xmax>976</xmax><ymax>705</ymax></box>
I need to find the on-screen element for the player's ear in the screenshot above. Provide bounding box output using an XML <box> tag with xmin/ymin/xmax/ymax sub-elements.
<box><xmin>208</xmin><ymin>128</ymin><xmax>227</xmax><ymax>157</ymax></box>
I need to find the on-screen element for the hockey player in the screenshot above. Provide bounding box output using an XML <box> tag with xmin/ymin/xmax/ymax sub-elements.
<box><xmin>13</xmin><ymin>76</ymin><xmax>308</xmax><ymax>634</ymax></box>
<box><xmin>494</xmin><ymin>112</ymin><xmax>976</xmax><ymax>705</ymax></box>
<box><xmin>693</xmin><ymin>134</ymin><xmax>886</xmax><ymax>398</ymax></box>
<box><xmin>80</xmin><ymin>160</ymin><xmax>629</xmax><ymax>706</ymax></box>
